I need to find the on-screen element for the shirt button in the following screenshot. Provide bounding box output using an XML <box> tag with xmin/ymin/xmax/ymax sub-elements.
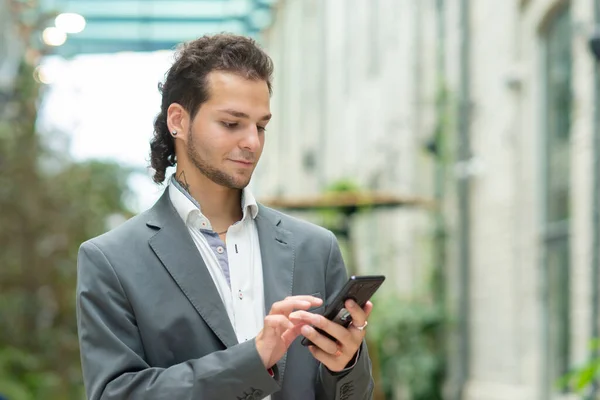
<box><xmin>217</xmin><ymin>246</ymin><xmax>224</xmax><ymax>254</ymax></box>
<box><xmin>238</xmin><ymin>290</ymin><xmax>243</xmax><ymax>300</ymax></box>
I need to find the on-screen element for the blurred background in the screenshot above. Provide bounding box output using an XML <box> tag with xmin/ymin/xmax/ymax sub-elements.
<box><xmin>1</xmin><ymin>0</ymin><xmax>600</xmax><ymax>399</ymax></box>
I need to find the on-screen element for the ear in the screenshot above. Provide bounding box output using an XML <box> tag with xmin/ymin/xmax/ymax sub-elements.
<box><xmin>167</xmin><ymin>103</ymin><xmax>190</xmax><ymax>142</ymax></box>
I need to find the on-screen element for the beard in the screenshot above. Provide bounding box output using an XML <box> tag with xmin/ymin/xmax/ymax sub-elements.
<box><xmin>186</xmin><ymin>128</ymin><xmax>252</xmax><ymax>190</ymax></box>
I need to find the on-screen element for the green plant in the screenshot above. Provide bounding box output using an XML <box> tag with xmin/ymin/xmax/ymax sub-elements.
<box><xmin>368</xmin><ymin>293</ymin><xmax>445</xmax><ymax>400</ymax></box>
<box><xmin>316</xmin><ymin>179</ymin><xmax>365</xmax><ymax>234</ymax></box>
<box><xmin>557</xmin><ymin>338</ymin><xmax>600</xmax><ymax>396</ymax></box>
<box><xmin>325</xmin><ymin>179</ymin><xmax>362</xmax><ymax>193</ymax></box>
<box><xmin>314</xmin><ymin>178</ymin><xmax>447</xmax><ymax>399</ymax></box>
<box><xmin>0</xmin><ymin>347</ymin><xmax>83</xmax><ymax>400</ymax></box>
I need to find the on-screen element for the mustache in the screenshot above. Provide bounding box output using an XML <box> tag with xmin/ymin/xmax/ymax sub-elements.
<box><xmin>229</xmin><ymin>151</ymin><xmax>255</xmax><ymax>163</ymax></box>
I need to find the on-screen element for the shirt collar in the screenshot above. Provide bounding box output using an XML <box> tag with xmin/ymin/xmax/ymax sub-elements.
<box><xmin>168</xmin><ymin>174</ymin><xmax>259</xmax><ymax>228</ymax></box>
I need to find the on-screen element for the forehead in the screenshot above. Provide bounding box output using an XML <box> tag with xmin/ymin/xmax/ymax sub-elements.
<box><xmin>203</xmin><ymin>71</ymin><xmax>270</xmax><ymax>113</ymax></box>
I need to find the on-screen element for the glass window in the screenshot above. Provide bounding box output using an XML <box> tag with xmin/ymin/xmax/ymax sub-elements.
<box><xmin>546</xmin><ymin>238</ymin><xmax>570</xmax><ymax>385</ymax></box>
<box><xmin>542</xmin><ymin>3</ymin><xmax>572</xmax><ymax>392</ymax></box>
<box><xmin>545</xmin><ymin>6</ymin><xmax>572</xmax><ymax>224</ymax></box>
<box><xmin>367</xmin><ymin>0</ymin><xmax>380</xmax><ymax>76</ymax></box>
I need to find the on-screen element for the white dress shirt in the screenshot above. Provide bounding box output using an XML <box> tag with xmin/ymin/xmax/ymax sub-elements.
<box><xmin>169</xmin><ymin>179</ymin><xmax>271</xmax><ymax>394</ymax></box>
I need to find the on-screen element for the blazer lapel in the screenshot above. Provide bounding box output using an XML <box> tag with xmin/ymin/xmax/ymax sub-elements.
<box><xmin>146</xmin><ymin>191</ymin><xmax>238</xmax><ymax>349</ymax></box>
<box><xmin>255</xmin><ymin>206</ymin><xmax>295</xmax><ymax>384</ymax></box>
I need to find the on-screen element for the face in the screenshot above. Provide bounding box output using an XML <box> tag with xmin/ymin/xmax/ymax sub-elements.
<box><xmin>184</xmin><ymin>71</ymin><xmax>271</xmax><ymax>190</ymax></box>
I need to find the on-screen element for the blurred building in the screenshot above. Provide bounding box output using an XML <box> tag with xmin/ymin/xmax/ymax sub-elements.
<box><xmin>3</xmin><ymin>0</ymin><xmax>598</xmax><ymax>398</ymax></box>
<box><xmin>0</xmin><ymin>0</ymin><xmax>22</xmax><ymax>95</ymax></box>
<box><xmin>254</xmin><ymin>0</ymin><xmax>600</xmax><ymax>399</ymax></box>
<box><xmin>36</xmin><ymin>0</ymin><xmax>275</xmax><ymax>56</ymax></box>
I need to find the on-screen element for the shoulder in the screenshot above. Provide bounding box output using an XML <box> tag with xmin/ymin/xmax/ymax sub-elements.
<box><xmin>80</xmin><ymin>209</ymin><xmax>155</xmax><ymax>254</ymax></box>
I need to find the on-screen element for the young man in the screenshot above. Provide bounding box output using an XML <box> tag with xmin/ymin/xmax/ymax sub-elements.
<box><xmin>76</xmin><ymin>33</ymin><xmax>374</xmax><ymax>400</ymax></box>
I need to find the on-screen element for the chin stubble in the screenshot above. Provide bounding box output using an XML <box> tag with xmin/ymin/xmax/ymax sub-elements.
<box><xmin>187</xmin><ymin>131</ymin><xmax>250</xmax><ymax>190</ymax></box>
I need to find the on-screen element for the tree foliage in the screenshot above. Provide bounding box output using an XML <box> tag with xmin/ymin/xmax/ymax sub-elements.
<box><xmin>0</xmin><ymin>2</ymin><xmax>134</xmax><ymax>398</ymax></box>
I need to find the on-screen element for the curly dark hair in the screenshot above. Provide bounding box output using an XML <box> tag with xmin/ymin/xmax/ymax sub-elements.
<box><xmin>149</xmin><ymin>33</ymin><xmax>274</xmax><ymax>184</ymax></box>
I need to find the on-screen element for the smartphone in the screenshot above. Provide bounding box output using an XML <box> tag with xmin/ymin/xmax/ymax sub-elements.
<box><xmin>300</xmin><ymin>275</ymin><xmax>386</xmax><ymax>347</ymax></box>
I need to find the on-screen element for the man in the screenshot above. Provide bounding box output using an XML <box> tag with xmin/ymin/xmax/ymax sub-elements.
<box><xmin>76</xmin><ymin>33</ymin><xmax>374</xmax><ymax>400</ymax></box>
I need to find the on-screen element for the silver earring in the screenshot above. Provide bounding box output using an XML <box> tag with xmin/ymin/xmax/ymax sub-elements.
<box><xmin>171</xmin><ymin>130</ymin><xmax>177</xmax><ymax>136</ymax></box>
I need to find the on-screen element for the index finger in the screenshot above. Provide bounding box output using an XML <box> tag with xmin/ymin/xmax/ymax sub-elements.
<box><xmin>270</xmin><ymin>296</ymin><xmax>323</xmax><ymax>315</ymax></box>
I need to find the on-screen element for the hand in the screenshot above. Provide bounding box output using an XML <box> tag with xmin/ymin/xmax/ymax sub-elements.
<box><xmin>289</xmin><ymin>299</ymin><xmax>373</xmax><ymax>372</ymax></box>
<box><xmin>255</xmin><ymin>295</ymin><xmax>323</xmax><ymax>369</ymax></box>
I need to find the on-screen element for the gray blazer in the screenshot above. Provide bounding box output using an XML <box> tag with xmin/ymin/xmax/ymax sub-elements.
<box><xmin>76</xmin><ymin>190</ymin><xmax>374</xmax><ymax>400</ymax></box>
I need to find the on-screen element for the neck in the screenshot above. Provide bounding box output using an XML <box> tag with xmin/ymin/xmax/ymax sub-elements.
<box><xmin>174</xmin><ymin>167</ymin><xmax>243</xmax><ymax>226</ymax></box>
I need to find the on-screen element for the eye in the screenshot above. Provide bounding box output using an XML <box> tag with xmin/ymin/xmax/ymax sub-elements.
<box><xmin>221</xmin><ymin>121</ymin><xmax>239</xmax><ymax>129</ymax></box>
<box><xmin>257</xmin><ymin>125</ymin><xmax>267</xmax><ymax>133</ymax></box>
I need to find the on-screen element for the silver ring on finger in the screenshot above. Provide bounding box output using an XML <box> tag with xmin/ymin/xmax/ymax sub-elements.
<box><xmin>352</xmin><ymin>320</ymin><xmax>368</xmax><ymax>331</ymax></box>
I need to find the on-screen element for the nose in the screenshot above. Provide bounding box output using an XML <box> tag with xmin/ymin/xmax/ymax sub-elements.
<box><xmin>240</xmin><ymin>126</ymin><xmax>262</xmax><ymax>152</ymax></box>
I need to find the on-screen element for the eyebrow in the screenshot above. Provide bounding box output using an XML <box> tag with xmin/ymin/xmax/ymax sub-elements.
<box><xmin>218</xmin><ymin>109</ymin><xmax>272</xmax><ymax>121</ymax></box>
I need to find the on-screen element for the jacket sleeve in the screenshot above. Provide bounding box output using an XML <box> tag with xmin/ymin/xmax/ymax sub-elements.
<box><xmin>76</xmin><ymin>241</ymin><xmax>280</xmax><ymax>400</ymax></box>
<box><xmin>315</xmin><ymin>231</ymin><xmax>375</xmax><ymax>400</ymax></box>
